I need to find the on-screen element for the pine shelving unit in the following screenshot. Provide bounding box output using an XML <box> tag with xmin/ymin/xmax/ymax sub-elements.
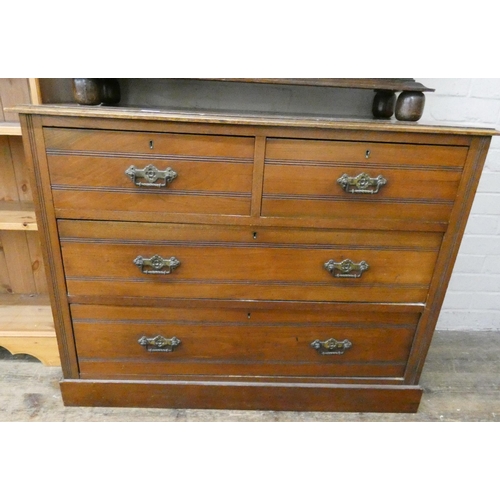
<box><xmin>0</xmin><ymin>78</ymin><xmax>58</xmax><ymax>366</ymax></box>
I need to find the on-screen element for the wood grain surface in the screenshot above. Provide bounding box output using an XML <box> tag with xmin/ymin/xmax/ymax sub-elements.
<box><xmin>2</xmin><ymin>329</ymin><xmax>498</xmax><ymax>420</ymax></box>
<box><xmin>71</xmin><ymin>303</ymin><xmax>420</xmax><ymax>379</ymax></box>
<box><xmin>58</xmin><ymin>220</ymin><xmax>441</xmax><ymax>303</ymax></box>
<box><xmin>15</xmin><ymin>104</ymin><xmax>497</xmax><ymax>413</ymax></box>
<box><xmin>12</xmin><ymin>104</ymin><xmax>500</xmax><ymax>136</ymax></box>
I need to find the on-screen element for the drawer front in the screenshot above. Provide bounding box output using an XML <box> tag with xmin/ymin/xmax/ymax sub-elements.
<box><xmin>44</xmin><ymin>128</ymin><xmax>256</xmax><ymax>158</ymax></box>
<box><xmin>262</xmin><ymin>138</ymin><xmax>467</xmax><ymax>223</ymax></box>
<box><xmin>72</xmin><ymin>304</ymin><xmax>420</xmax><ymax>379</ymax></box>
<box><xmin>59</xmin><ymin>220</ymin><xmax>441</xmax><ymax>303</ymax></box>
<box><xmin>45</xmin><ymin>128</ymin><xmax>255</xmax><ymax>217</ymax></box>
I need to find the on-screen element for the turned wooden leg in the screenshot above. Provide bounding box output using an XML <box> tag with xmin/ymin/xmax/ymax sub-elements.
<box><xmin>372</xmin><ymin>90</ymin><xmax>397</xmax><ymax>119</ymax></box>
<box><xmin>395</xmin><ymin>91</ymin><xmax>425</xmax><ymax>121</ymax></box>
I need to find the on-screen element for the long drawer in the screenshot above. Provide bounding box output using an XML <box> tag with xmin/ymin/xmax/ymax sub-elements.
<box><xmin>72</xmin><ymin>304</ymin><xmax>421</xmax><ymax>379</ymax></box>
<box><xmin>59</xmin><ymin>220</ymin><xmax>442</xmax><ymax>303</ymax></box>
<box><xmin>262</xmin><ymin>138</ymin><xmax>467</xmax><ymax>224</ymax></box>
<box><xmin>45</xmin><ymin>128</ymin><xmax>255</xmax><ymax>217</ymax></box>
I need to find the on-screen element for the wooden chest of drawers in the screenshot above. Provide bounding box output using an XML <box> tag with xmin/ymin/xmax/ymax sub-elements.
<box><xmin>17</xmin><ymin>105</ymin><xmax>496</xmax><ymax>412</ymax></box>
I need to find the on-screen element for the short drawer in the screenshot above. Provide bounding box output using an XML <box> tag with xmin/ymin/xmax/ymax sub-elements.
<box><xmin>45</xmin><ymin>128</ymin><xmax>255</xmax><ymax>217</ymax></box>
<box><xmin>72</xmin><ymin>304</ymin><xmax>421</xmax><ymax>379</ymax></box>
<box><xmin>59</xmin><ymin>220</ymin><xmax>442</xmax><ymax>303</ymax></box>
<box><xmin>262</xmin><ymin>138</ymin><xmax>468</xmax><ymax>224</ymax></box>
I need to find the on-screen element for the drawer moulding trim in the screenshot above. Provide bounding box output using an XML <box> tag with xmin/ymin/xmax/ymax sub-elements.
<box><xmin>51</xmin><ymin>184</ymin><xmax>252</xmax><ymax>198</ymax></box>
<box><xmin>46</xmin><ymin>149</ymin><xmax>254</xmax><ymax>164</ymax></box>
<box><xmin>64</xmin><ymin>275</ymin><xmax>430</xmax><ymax>290</ymax></box>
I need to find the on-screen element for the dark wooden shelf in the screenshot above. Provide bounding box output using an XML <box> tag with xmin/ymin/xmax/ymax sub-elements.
<box><xmin>200</xmin><ymin>78</ymin><xmax>435</xmax><ymax>92</ymax></box>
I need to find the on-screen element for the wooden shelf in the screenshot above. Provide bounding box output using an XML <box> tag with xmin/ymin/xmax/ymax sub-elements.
<box><xmin>0</xmin><ymin>294</ymin><xmax>59</xmax><ymax>366</ymax></box>
<box><xmin>0</xmin><ymin>121</ymin><xmax>22</xmax><ymax>136</ymax></box>
<box><xmin>0</xmin><ymin>201</ymin><xmax>37</xmax><ymax>231</ymax></box>
<box><xmin>200</xmin><ymin>78</ymin><xmax>435</xmax><ymax>92</ymax></box>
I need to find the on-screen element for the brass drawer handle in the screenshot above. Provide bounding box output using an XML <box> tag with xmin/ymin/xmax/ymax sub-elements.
<box><xmin>324</xmin><ymin>259</ymin><xmax>369</xmax><ymax>278</ymax></box>
<box><xmin>311</xmin><ymin>338</ymin><xmax>352</xmax><ymax>355</ymax></box>
<box><xmin>138</xmin><ymin>335</ymin><xmax>181</xmax><ymax>352</ymax></box>
<box><xmin>337</xmin><ymin>172</ymin><xmax>387</xmax><ymax>194</ymax></box>
<box><xmin>133</xmin><ymin>255</ymin><xmax>181</xmax><ymax>275</ymax></box>
<box><xmin>125</xmin><ymin>164</ymin><xmax>178</xmax><ymax>188</ymax></box>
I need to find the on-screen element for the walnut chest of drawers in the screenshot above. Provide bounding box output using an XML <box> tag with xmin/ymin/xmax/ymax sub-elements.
<box><xmin>18</xmin><ymin>105</ymin><xmax>497</xmax><ymax>412</ymax></box>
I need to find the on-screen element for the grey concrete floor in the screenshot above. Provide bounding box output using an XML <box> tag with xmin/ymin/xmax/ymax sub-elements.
<box><xmin>0</xmin><ymin>330</ymin><xmax>499</xmax><ymax>421</ymax></box>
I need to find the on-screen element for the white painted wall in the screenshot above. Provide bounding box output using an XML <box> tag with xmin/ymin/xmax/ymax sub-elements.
<box><xmin>419</xmin><ymin>79</ymin><xmax>500</xmax><ymax>331</ymax></box>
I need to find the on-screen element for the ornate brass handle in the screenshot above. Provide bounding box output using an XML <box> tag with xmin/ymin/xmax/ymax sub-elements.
<box><xmin>337</xmin><ymin>172</ymin><xmax>387</xmax><ymax>194</ymax></box>
<box><xmin>138</xmin><ymin>335</ymin><xmax>181</xmax><ymax>352</ymax></box>
<box><xmin>311</xmin><ymin>338</ymin><xmax>352</xmax><ymax>355</ymax></box>
<box><xmin>134</xmin><ymin>255</ymin><xmax>180</xmax><ymax>275</ymax></box>
<box><xmin>324</xmin><ymin>259</ymin><xmax>369</xmax><ymax>278</ymax></box>
<box><xmin>125</xmin><ymin>164</ymin><xmax>178</xmax><ymax>187</ymax></box>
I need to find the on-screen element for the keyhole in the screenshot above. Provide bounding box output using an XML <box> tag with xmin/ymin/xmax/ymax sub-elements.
<box><xmin>365</xmin><ymin>150</ymin><xmax>371</xmax><ymax>159</ymax></box>
<box><xmin>247</xmin><ymin>313</ymin><xmax>251</xmax><ymax>319</ymax></box>
<box><xmin>149</xmin><ymin>140</ymin><xmax>154</xmax><ymax>149</ymax></box>
<box><xmin>253</xmin><ymin>232</ymin><xmax>258</xmax><ymax>239</ymax></box>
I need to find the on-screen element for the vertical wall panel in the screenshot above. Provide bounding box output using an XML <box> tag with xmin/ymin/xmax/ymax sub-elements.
<box><xmin>0</xmin><ymin>231</ymin><xmax>37</xmax><ymax>293</ymax></box>
<box><xmin>0</xmin><ymin>79</ymin><xmax>31</xmax><ymax>122</ymax></box>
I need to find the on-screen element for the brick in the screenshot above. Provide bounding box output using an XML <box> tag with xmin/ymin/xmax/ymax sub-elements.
<box><xmin>470</xmin><ymin>79</ymin><xmax>500</xmax><ymax>98</ymax></box>
<box><xmin>427</xmin><ymin>96</ymin><xmax>500</xmax><ymax>123</ymax></box>
<box><xmin>484</xmin><ymin>148</ymin><xmax>500</xmax><ymax>173</ymax></box>
<box><xmin>477</xmin><ymin>173</ymin><xmax>500</xmax><ymax>193</ymax></box>
<box><xmin>469</xmin><ymin>194</ymin><xmax>500</xmax><ymax>215</ymax></box>
<box><xmin>470</xmin><ymin>293</ymin><xmax>500</xmax><ymax>310</ymax></box>
<box><xmin>458</xmin><ymin>235</ymin><xmax>500</xmax><ymax>255</ymax></box>
<box><xmin>489</xmin><ymin>136</ymin><xmax>500</xmax><ymax>149</ymax></box>
<box><xmin>441</xmin><ymin>291</ymin><xmax>500</xmax><ymax>312</ymax></box>
<box><xmin>451</xmin><ymin>254</ymin><xmax>485</xmax><ymax>273</ymax></box>
<box><xmin>482</xmin><ymin>255</ymin><xmax>500</xmax><ymax>274</ymax></box>
<box><xmin>436</xmin><ymin>310</ymin><xmax>500</xmax><ymax>331</ymax></box>
<box><xmin>464</xmin><ymin>215</ymin><xmax>498</xmax><ymax>235</ymax></box>
<box><xmin>419</xmin><ymin>78</ymin><xmax>471</xmax><ymax>97</ymax></box>
<box><xmin>441</xmin><ymin>292</ymin><xmax>477</xmax><ymax>310</ymax></box>
<box><xmin>447</xmin><ymin>274</ymin><xmax>500</xmax><ymax>292</ymax></box>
